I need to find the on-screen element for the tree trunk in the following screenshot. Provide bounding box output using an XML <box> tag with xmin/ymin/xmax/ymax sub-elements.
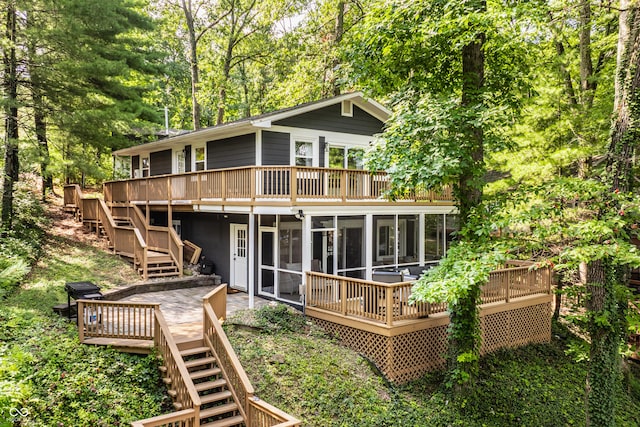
<box><xmin>217</xmin><ymin>38</ymin><xmax>234</xmax><ymax>125</ymax></box>
<box><xmin>585</xmin><ymin>259</ymin><xmax>621</xmax><ymax>427</ymax></box>
<box><xmin>180</xmin><ymin>0</ymin><xmax>201</xmax><ymax>130</ymax></box>
<box><xmin>331</xmin><ymin>0</ymin><xmax>345</xmax><ymax>96</ymax></box>
<box><xmin>458</xmin><ymin>0</ymin><xmax>485</xmax><ymax>227</ymax></box>
<box><xmin>607</xmin><ymin>1</ymin><xmax>640</xmax><ymax>193</ymax></box>
<box><xmin>2</xmin><ymin>2</ymin><xmax>19</xmax><ymax>229</ymax></box>
<box><xmin>579</xmin><ymin>0</ymin><xmax>595</xmax><ymax>109</ymax></box>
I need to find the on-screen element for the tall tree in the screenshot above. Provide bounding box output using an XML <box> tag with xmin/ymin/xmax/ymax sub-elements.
<box><xmin>351</xmin><ymin>0</ymin><xmax>531</xmax><ymax>389</ymax></box>
<box><xmin>2</xmin><ymin>0</ymin><xmax>20</xmax><ymax>229</ymax></box>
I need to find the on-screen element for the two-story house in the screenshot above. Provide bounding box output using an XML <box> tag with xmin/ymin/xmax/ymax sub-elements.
<box><xmin>106</xmin><ymin>92</ymin><xmax>457</xmax><ymax>307</ymax></box>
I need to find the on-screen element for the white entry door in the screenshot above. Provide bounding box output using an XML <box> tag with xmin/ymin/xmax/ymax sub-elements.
<box><xmin>230</xmin><ymin>223</ymin><xmax>248</xmax><ymax>291</ymax></box>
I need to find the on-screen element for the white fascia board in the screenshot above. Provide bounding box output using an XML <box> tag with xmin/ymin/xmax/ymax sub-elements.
<box><xmin>298</xmin><ymin>204</ymin><xmax>457</xmax><ymax>216</ymax></box>
<box><xmin>269</xmin><ymin>125</ymin><xmax>374</xmax><ymax>146</ymax></box>
<box><xmin>253</xmin><ymin>206</ymin><xmax>298</xmax><ymax>215</ymax></box>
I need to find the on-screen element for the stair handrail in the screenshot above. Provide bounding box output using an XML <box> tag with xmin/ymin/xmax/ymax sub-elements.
<box><xmin>131</xmin><ymin>204</ymin><xmax>183</xmax><ymax>277</ymax></box>
<box><xmin>203</xmin><ymin>302</ymin><xmax>252</xmax><ymax>421</ymax></box>
<box><xmin>153</xmin><ymin>309</ymin><xmax>201</xmax><ymax>420</ymax></box>
<box><xmin>167</xmin><ymin>226</ymin><xmax>184</xmax><ymax>276</ymax></box>
<box><xmin>133</xmin><ymin>227</ymin><xmax>149</xmax><ymax>280</ymax></box>
<box><xmin>202</xmin><ymin>286</ymin><xmax>301</xmax><ymax>426</ymax></box>
<box><xmin>97</xmin><ymin>199</ymin><xmax>117</xmax><ymax>244</ymax></box>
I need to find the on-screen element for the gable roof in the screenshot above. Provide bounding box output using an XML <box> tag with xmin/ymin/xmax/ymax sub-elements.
<box><xmin>113</xmin><ymin>92</ymin><xmax>390</xmax><ymax>156</ymax></box>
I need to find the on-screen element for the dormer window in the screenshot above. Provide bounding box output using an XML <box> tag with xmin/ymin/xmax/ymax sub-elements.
<box><xmin>341</xmin><ymin>100</ymin><xmax>353</xmax><ymax>117</ymax></box>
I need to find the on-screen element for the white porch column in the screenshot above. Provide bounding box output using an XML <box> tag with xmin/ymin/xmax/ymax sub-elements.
<box><xmin>248</xmin><ymin>212</ymin><xmax>255</xmax><ymax>309</ymax></box>
<box><xmin>302</xmin><ymin>213</ymin><xmax>311</xmax><ymax>302</ymax></box>
<box><xmin>419</xmin><ymin>213</ymin><xmax>425</xmax><ymax>265</ymax></box>
<box><xmin>365</xmin><ymin>213</ymin><xmax>373</xmax><ymax>280</ymax></box>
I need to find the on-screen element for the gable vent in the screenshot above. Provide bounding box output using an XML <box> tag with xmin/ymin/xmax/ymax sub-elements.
<box><xmin>341</xmin><ymin>100</ymin><xmax>353</xmax><ymax>117</ymax></box>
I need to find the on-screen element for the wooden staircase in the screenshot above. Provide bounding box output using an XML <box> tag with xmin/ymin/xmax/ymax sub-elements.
<box><xmin>140</xmin><ymin>251</ymin><xmax>181</xmax><ymax>278</ymax></box>
<box><xmin>167</xmin><ymin>339</ymin><xmax>244</xmax><ymax>427</ymax></box>
<box><xmin>63</xmin><ymin>184</ymin><xmax>184</xmax><ymax>280</ymax></box>
<box><xmin>78</xmin><ymin>286</ymin><xmax>300</xmax><ymax>427</ymax></box>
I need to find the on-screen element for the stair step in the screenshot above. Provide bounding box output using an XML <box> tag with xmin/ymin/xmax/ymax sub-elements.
<box><xmin>147</xmin><ymin>272</ymin><xmax>181</xmax><ymax>278</ymax></box>
<box><xmin>173</xmin><ymin>402</ymin><xmax>183</xmax><ymax>410</ymax></box>
<box><xmin>184</xmin><ymin>356</ymin><xmax>216</xmax><ymax>369</ymax></box>
<box><xmin>180</xmin><ymin>346</ymin><xmax>210</xmax><ymax>357</ymax></box>
<box><xmin>199</xmin><ymin>402</ymin><xmax>238</xmax><ymax>420</ymax></box>
<box><xmin>158</xmin><ymin>365</ymin><xmax>167</xmax><ymax>373</ymax></box>
<box><xmin>162</xmin><ymin>377</ymin><xmax>172</xmax><ymax>385</ymax></box>
<box><xmin>200</xmin><ymin>390</ymin><xmax>232</xmax><ymax>405</ymax></box>
<box><xmin>200</xmin><ymin>415</ymin><xmax>244</xmax><ymax>427</ymax></box>
<box><xmin>195</xmin><ymin>378</ymin><xmax>227</xmax><ymax>392</ymax></box>
<box><xmin>190</xmin><ymin>367</ymin><xmax>222</xmax><ymax>380</ymax></box>
<box><xmin>167</xmin><ymin>389</ymin><xmax>177</xmax><ymax>398</ymax></box>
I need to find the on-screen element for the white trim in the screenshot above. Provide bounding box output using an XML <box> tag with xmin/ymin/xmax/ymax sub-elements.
<box><xmin>273</xmin><ymin>125</ymin><xmax>372</xmax><ymax>146</ymax></box>
<box><xmin>229</xmin><ymin>223</ymin><xmax>248</xmax><ymax>292</ymax></box>
<box><xmin>248</xmin><ymin>213</ymin><xmax>255</xmax><ymax>308</ymax></box>
<box><xmin>255</xmin><ymin>129</ymin><xmax>262</xmax><ymax>166</ymax></box>
<box><xmin>291</xmin><ymin>136</ymin><xmax>316</xmax><ymax>167</ymax></box>
<box><xmin>193</xmin><ymin>144</ymin><xmax>206</xmax><ymax>171</ymax></box>
<box><xmin>365</xmin><ymin>214</ymin><xmax>373</xmax><ymax>280</ymax></box>
<box><xmin>341</xmin><ymin>100</ymin><xmax>353</xmax><ymax>117</ymax></box>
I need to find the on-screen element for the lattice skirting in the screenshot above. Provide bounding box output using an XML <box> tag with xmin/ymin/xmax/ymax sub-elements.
<box><xmin>314</xmin><ymin>301</ymin><xmax>551</xmax><ymax>384</ymax></box>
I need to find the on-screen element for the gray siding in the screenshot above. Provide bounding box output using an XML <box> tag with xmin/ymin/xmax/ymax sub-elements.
<box><xmin>274</xmin><ymin>104</ymin><xmax>384</xmax><ymax>136</ymax></box>
<box><xmin>150</xmin><ymin>149</ymin><xmax>172</xmax><ymax>176</ymax></box>
<box><xmin>173</xmin><ymin>212</ymin><xmax>251</xmax><ymax>290</ymax></box>
<box><xmin>319</xmin><ymin>136</ymin><xmax>326</xmax><ymax>167</ymax></box>
<box><xmin>262</xmin><ymin>131</ymin><xmax>290</xmax><ymax>165</ymax></box>
<box><xmin>185</xmin><ymin>145</ymin><xmax>191</xmax><ymax>172</ymax></box>
<box><xmin>207</xmin><ymin>133</ymin><xmax>256</xmax><ymax>169</ymax></box>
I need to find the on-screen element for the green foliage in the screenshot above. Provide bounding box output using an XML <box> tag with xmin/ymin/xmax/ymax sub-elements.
<box><xmin>0</xmin><ymin>201</ymin><xmax>163</xmax><ymax>426</ymax></box>
<box><xmin>0</xmin><ymin>184</ymin><xmax>46</xmax><ymax>299</ymax></box>
<box><xmin>253</xmin><ymin>304</ymin><xmax>308</xmax><ymax>333</ymax></box>
<box><xmin>226</xmin><ymin>315</ymin><xmax>640</xmax><ymax>426</ymax></box>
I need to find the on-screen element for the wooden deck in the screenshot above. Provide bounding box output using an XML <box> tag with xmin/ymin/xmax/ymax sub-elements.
<box><xmin>103</xmin><ymin>166</ymin><xmax>453</xmax><ymax>209</ymax></box>
<box><xmin>76</xmin><ymin>286</ymin><xmax>301</xmax><ymax>427</ymax></box>
<box><xmin>304</xmin><ymin>264</ymin><xmax>554</xmax><ymax>383</ymax></box>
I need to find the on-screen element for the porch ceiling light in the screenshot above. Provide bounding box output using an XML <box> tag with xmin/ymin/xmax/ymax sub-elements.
<box><xmin>294</xmin><ymin>209</ymin><xmax>304</xmax><ymax>220</ymax></box>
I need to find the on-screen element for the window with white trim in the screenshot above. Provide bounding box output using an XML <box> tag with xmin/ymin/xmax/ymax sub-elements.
<box><xmin>141</xmin><ymin>156</ymin><xmax>150</xmax><ymax>177</ymax></box>
<box><xmin>195</xmin><ymin>146</ymin><xmax>205</xmax><ymax>171</ymax></box>
<box><xmin>295</xmin><ymin>141</ymin><xmax>313</xmax><ymax>166</ymax></box>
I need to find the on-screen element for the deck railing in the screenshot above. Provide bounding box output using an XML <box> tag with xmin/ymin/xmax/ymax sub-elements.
<box><xmin>202</xmin><ymin>286</ymin><xmax>301</xmax><ymax>427</ymax></box>
<box><xmin>306</xmin><ymin>262</ymin><xmax>553</xmax><ymax>326</ymax></box>
<box><xmin>77</xmin><ymin>300</ymin><xmax>158</xmax><ymax>342</ymax></box>
<box><xmin>130</xmin><ymin>409</ymin><xmax>197</xmax><ymax>427</ymax></box>
<box><xmin>104</xmin><ymin>166</ymin><xmax>452</xmax><ymax>205</ymax></box>
<box><xmin>153</xmin><ymin>309</ymin><xmax>201</xmax><ymax>423</ymax></box>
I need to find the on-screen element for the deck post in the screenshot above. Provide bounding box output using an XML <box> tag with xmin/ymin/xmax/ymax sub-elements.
<box><xmin>77</xmin><ymin>301</ymin><xmax>85</xmax><ymax>342</ymax></box>
<box><xmin>506</xmin><ymin>270</ymin><xmax>511</xmax><ymax>303</ymax></box>
<box><xmin>341</xmin><ymin>170</ymin><xmax>347</xmax><ymax>201</ymax></box>
<box><xmin>340</xmin><ymin>278</ymin><xmax>347</xmax><ymax>316</ymax></box>
<box><xmin>291</xmin><ymin>167</ymin><xmax>297</xmax><ymax>202</ymax></box>
<box><xmin>221</xmin><ymin>170</ymin><xmax>227</xmax><ymax>202</ymax></box>
<box><xmin>386</xmin><ymin>287</ymin><xmax>393</xmax><ymax>327</ymax></box>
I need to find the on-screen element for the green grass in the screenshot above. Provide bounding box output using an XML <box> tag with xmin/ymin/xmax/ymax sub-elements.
<box><xmin>225</xmin><ymin>307</ymin><xmax>640</xmax><ymax>427</ymax></box>
<box><xmin>0</xmin><ymin>226</ymin><xmax>169</xmax><ymax>426</ymax></box>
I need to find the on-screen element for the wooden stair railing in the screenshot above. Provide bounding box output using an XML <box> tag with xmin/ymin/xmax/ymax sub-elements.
<box><xmin>63</xmin><ymin>185</ymin><xmax>181</xmax><ymax>280</ymax></box>
<box><xmin>202</xmin><ymin>286</ymin><xmax>301</xmax><ymax>426</ymax></box>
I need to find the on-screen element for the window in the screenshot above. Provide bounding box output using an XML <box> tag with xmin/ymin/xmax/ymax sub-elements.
<box><xmin>195</xmin><ymin>146</ymin><xmax>205</xmax><ymax>171</ymax></box>
<box><xmin>176</xmin><ymin>150</ymin><xmax>185</xmax><ymax>173</ymax></box>
<box><xmin>141</xmin><ymin>157</ymin><xmax>149</xmax><ymax>177</ymax></box>
<box><xmin>295</xmin><ymin>141</ymin><xmax>313</xmax><ymax>166</ymax></box>
<box><xmin>347</xmin><ymin>148</ymin><xmax>364</xmax><ymax>169</ymax></box>
<box><xmin>328</xmin><ymin>145</ymin><xmax>364</xmax><ymax>169</ymax></box>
